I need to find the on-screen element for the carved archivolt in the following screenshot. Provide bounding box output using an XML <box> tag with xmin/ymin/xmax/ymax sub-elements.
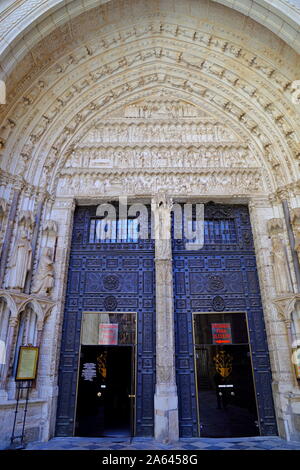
<box><xmin>13</xmin><ymin>68</ymin><xmax>297</xmax><ymax>185</ymax></box>
<box><xmin>1</xmin><ymin>0</ymin><xmax>300</xmax><ymax>77</ymax></box>
<box><xmin>0</xmin><ymin>15</ymin><xmax>299</xmax><ymax>197</ymax></box>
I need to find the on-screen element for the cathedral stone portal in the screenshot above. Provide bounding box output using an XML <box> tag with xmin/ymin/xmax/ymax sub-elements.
<box><xmin>0</xmin><ymin>0</ymin><xmax>300</xmax><ymax>447</ymax></box>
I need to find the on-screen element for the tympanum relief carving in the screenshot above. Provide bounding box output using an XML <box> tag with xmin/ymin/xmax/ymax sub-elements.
<box><xmin>57</xmin><ymin>95</ymin><xmax>263</xmax><ymax>197</ymax></box>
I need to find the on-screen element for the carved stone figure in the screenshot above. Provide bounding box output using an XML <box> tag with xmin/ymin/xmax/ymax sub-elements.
<box><xmin>294</xmin><ymin>226</ymin><xmax>300</xmax><ymax>266</ymax></box>
<box><xmin>152</xmin><ymin>194</ymin><xmax>173</xmax><ymax>259</ymax></box>
<box><xmin>32</xmin><ymin>247</ymin><xmax>55</xmax><ymax>297</ymax></box>
<box><xmin>7</xmin><ymin>228</ymin><xmax>32</xmax><ymax>290</ymax></box>
<box><xmin>0</xmin><ymin>199</ymin><xmax>7</xmax><ymax>226</ymax></box>
<box><xmin>270</xmin><ymin>235</ymin><xmax>292</xmax><ymax>294</ymax></box>
<box><xmin>291</xmin><ymin>208</ymin><xmax>300</xmax><ymax>266</ymax></box>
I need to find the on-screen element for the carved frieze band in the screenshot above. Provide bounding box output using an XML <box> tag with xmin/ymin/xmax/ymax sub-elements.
<box><xmin>64</xmin><ymin>144</ymin><xmax>254</xmax><ymax>170</ymax></box>
<box><xmin>57</xmin><ymin>167</ymin><xmax>264</xmax><ymax>196</ymax></box>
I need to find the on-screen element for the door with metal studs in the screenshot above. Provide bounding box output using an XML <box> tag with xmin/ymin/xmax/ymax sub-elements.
<box><xmin>173</xmin><ymin>202</ymin><xmax>277</xmax><ymax>437</ymax></box>
<box><xmin>56</xmin><ymin>202</ymin><xmax>277</xmax><ymax>438</ymax></box>
<box><xmin>55</xmin><ymin>204</ymin><xmax>155</xmax><ymax>437</ymax></box>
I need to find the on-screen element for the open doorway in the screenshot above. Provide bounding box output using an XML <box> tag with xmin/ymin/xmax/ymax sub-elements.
<box><xmin>75</xmin><ymin>345</ymin><xmax>133</xmax><ymax>437</ymax></box>
<box><xmin>193</xmin><ymin>312</ymin><xmax>259</xmax><ymax>437</ymax></box>
<box><xmin>75</xmin><ymin>311</ymin><xmax>136</xmax><ymax>437</ymax></box>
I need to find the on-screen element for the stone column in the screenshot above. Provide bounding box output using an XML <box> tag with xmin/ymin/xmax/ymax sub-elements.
<box><xmin>152</xmin><ymin>194</ymin><xmax>179</xmax><ymax>442</ymax></box>
<box><xmin>0</xmin><ymin>189</ymin><xmax>21</xmax><ymax>286</ymax></box>
<box><xmin>0</xmin><ymin>317</ymin><xmax>19</xmax><ymax>389</ymax></box>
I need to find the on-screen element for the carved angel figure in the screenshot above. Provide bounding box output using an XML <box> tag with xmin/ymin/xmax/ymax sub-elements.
<box><xmin>32</xmin><ymin>247</ymin><xmax>54</xmax><ymax>297</ymax></box>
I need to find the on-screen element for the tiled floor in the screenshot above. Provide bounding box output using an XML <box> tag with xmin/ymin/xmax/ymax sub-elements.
<box><xmin>25</xmin><ymin>436</ymin><xmax>300</xmax><ymax>451</ymax></box>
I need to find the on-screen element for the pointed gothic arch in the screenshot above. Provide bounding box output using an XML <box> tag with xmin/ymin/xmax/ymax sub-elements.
<box><xmin>0</xmin><ymin>0</ymin><xmax>300</xmax><ymax>448</ymax></box>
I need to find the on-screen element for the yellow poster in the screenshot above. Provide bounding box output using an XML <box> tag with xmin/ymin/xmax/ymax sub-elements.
<box><xmin>16</xmin><ymin>347</ymin><xmax>39</xmax><ymax>380</ymax></box>
<box><xmin>292</xmin><ymin>347</ymin><xmax>300</xmax><ymax>380</ymax></box>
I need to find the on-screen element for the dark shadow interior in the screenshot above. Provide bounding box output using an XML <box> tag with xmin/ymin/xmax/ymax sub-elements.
<box><xmin>75</xmin><ymin>345</ymin><xmax>132</xmax><ymax>437</ymax></box>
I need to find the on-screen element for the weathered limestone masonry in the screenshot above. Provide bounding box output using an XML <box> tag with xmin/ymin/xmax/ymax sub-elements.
<box><xmin>249</xmin><ymin>197</ymin><xmax>300</xmax><ymax>440</ymax></box>
<box><xmin>0</xmin><ymin>0</ymin><xmax>300</xmax><ymax>448</ymax></box>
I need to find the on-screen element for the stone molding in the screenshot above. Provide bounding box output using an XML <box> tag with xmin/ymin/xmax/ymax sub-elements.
<box><xmin>0</xmin><ymin>0</ymin><xmax>300</xmax><ymax>82</ymax></box>
<box><xmin>0</xmin><ymin>14</ymin><xmax>299</xmax><ymax>194</ymax></box>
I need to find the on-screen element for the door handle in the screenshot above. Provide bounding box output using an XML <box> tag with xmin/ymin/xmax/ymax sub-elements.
<box><xmin>128</xmin><ymin>394</ymin><xmax>135</xmax><ymax>398</ymax></box>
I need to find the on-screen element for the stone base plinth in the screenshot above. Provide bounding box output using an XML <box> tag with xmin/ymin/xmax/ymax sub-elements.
<box><xmin>154</xmin><ymin>384</ymin><xmax>179</xmax><ymax>443</ymax></box>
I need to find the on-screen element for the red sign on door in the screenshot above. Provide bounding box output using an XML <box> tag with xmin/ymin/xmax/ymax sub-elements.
<box><xmin>99</xmin><ymin>324</ymin><xmax>118</xmax><ymax>345</ymax></box>
<box><xmin>211</xmin><ymin>323</ymin><xmax>232</xmax><ymax>344</ymax></box>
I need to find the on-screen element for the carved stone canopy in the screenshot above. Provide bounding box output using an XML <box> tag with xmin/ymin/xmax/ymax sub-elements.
<box><xmin>267</xmin><ymin>217</ymin><xmax>284</xmax><ymax>236</ymax></box>
<box><xmin>0</xmin><ymin>289</ymin><xmax>56</xmax><ymax>325</ymax></box>
<box><xmin>273</xmin><ymin>294</ymin><xmax>300</xmax><ymax>326</ymax></box>
<box><xmin>18</xmin><ymin>210</ymin><xmax>35</xmax><ymax>229</ymax></box>
<box><xmin>152</xmin><ymin>193</ymin><xmax>173</xmax><ymax>211</ymax></box>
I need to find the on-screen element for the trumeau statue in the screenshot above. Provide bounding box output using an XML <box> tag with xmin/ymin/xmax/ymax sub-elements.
<box><xmin>6</xmin><ymin>228</ymin><xmax>32</xmax><ymax>291</ymax></box>
<box><xmin>152</xmin><ymin>194</ymin><xmax>173</xmax><ymax>259</ymax></box>
<box><xmin>32</xmin><ymin>247</ymin><xmax>55</xmax><ymax>297</ymax></box>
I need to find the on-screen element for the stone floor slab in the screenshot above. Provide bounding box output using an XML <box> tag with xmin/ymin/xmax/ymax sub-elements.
<box><xmin>24</xmin><ymin>436</ymin><xmax>300</xmax><ymax>451</ymax></box>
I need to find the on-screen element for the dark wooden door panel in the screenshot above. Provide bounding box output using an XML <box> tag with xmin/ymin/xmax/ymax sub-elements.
<box><xmin>173</xmin><ymin>203</ymin><xmax>277</xmax><ymax>437</ymax></box>
<box><xmin>56</xmin><ymin>205</ymin><xmax>155</xmax><ymax>437</ymax></box>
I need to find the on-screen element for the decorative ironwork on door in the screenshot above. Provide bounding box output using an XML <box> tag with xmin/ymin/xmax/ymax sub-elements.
<box><xmin>55</xmin><ymin>205</ymin><xmax>155</xmax><ymax>437</ymax></box>
<box><xmin>173</xmin><ymin>202</ymin><xmax>277</xmax><ymax>437</ymax></box>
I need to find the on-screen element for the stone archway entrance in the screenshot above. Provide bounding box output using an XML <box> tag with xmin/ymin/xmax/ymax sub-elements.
<box><xmin>2</xmin><ymin>0</ymin><xmax>300</xmax><ymax>447</ymax></box>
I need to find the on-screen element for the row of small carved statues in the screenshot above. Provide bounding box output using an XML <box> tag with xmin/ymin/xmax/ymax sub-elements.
<box><xmin>5</xmin><ymin>226</ymin><xmax>55</xmax><ymax>298</ymax></box>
